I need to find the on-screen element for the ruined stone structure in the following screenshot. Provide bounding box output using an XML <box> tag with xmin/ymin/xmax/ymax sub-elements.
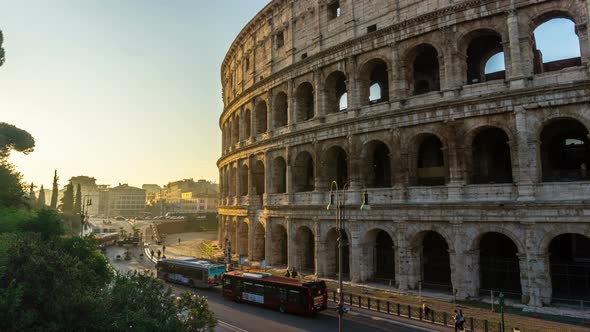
<box><xmin>218</xmin><ymin>0</ymin><xmax>590</xmax><ymax>307</ymax></box>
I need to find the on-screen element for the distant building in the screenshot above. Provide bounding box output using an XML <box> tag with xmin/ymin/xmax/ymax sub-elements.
<box><xmin>163</xmin><ymin>179</ymin><xmax>218</xmax><ymax>214</ymax></box>
<box><xmin>107</xmin><ymin>184</ymin><xmax>146</xmax><ymax>217</ymax></box>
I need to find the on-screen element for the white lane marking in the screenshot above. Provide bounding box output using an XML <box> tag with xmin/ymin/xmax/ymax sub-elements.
<box><xmin>347</xmin><ymin>310</ymin><xmax>440</xmax><ymax>332</ymax></box>
<box><xmin>217</xmin><ymin>320</ymin><xmax>249</xmax><ymax>332</ymax></box>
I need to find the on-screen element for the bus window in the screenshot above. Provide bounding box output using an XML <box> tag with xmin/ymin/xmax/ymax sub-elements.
<box><xmin>223</xmin><ymin>277</ymin><xmax>231</xmax><ymax>287</ymax></box>
<box><xmin>255</xmin><ymin>284</ymin><xmax>264</xmax><ymax>295</ymax></box>
<box><xmin>265</xmin><ymin>285</ymin><xmax>277</xmax><ymax>297</ymax></box>
<box><xmin>288</xmin><ymin>289</ymin><xmax>301</xmax><ymax>303</ymax></box>
<box><xmin>279</xmin><ymin>288</ymin><xmax>288</xmax><ymax>302</ymax></box>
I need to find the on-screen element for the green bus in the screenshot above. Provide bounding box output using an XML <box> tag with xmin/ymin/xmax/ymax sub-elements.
<box><xmin>156</xmin><ymin>257</ymin><xmax>225</xmax><ymax>288</ymax></box>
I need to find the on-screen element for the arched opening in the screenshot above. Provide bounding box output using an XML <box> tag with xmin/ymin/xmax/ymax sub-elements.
<box><xmin>549</xmin><ymin>234</ymin><xmax>590</xmax><ymax>302</ymax></box>
<box><xmin>359</xmin><ymin>59</ymin><xmax>389</xmax><ymax>105</ymax></box>
<box><xmin>253</xmin><ymin>160</ymin><xmax>265</xmax><ymax>196</ymax></box>
<box><xmin>254</xmin><ymin>101</ymin><xmax>268</xmax><ymax>135</ymax></box>
<box><xmin>295</xmin><ymin>82</ymin><xmax>314</xmax><ymax>122</ymax></box>
<box><xmin>324</xmin><ymin>146</ymin><xmax>348</xmax><ymax>188</ymax></box>
<box><xmin>232</xmin><ymin>116</ymin><xmax>240</xmax><ymax>144</ymax></box>
<box><xmin>465</xmin><ymin>30</ymin><xmax>505</xmax><ymax>84</ymax></box>
<box><xmin>271</xmin><ymin>224</ymin><xmax>288</xmax><ymax>266</ymax></box>
<box><xmin>273</xmin><ymin>91</ymin><xmax>288</xmax><ymax>128</ymax></box>
<box><xmin>541</xmin><ymin>118</ymin><xmax>590</xmax><ymax>182</ymax></box>
<box><xmin>229</xmin><ymin>166</ymin><xmax>237</xmax><ymax>197</ymax></box>
<box><xmin>364</xmin><ymin>141</ymin><xmax>391</xmax><ymax>188</ymax></box>
<box><xmin>293</xmin><ymin>151</ymin><xmax>314</xmax><ymax>192</ymax></box>
<box><xmin>325</xmin><ymin>71</ymin><xmax>347</xmax><ymax>113</ymax></box>
<box><xmin>410</xmin><ymin>44</ymin><xmax>440</xmax><ymax>95</ymax></box>
<box><xmin>417</xmin><ymin>135</ymin><xmax>446</xmax><ymax>186</ymax></box>
<box><xmin>479</xmin><ymin>232</ymin><xmax>521</xmax><ymax>296</ymax></box>
<box><xmin>419</xmin><ymin>231</ymin><xmax>452</xmax><ymax>291</ymax></box>
<box><xmin>237</xmin><ymin>221</ymin><xmax>249</xmax><ymax>257</ymax></box>
<box><xmin>325</xmin><ymin>228</ymin><xmax>350</xmax><ymax>278</ymax></box>
<box><xmin>364</xmin><ymin>229</ymin><xmax>395</xmax><ymax>282</ymax></box>
<box><xmin>252</xmin><ymin>222</ymin><xmax>265</xmax><ymax>261</ymax></box>
<box><xmin>533</xmin><ymin>16</ymin><xmax>581</xmax><ymax>73</ymax></box>
<box><xmin>239</xmin><ymin>164</ymin><xmax>249</xmax><ymax>196</ymax></box>
<box><xmin>271</xmin><ymin>157</ymin><xmax>287</xmax><ymax>194</ymax></box>
<box><xmin>472</xmin><ymin>127</ymin><xmax>513</xmax><ymax>184</ymax></box>
<box><xmin>244</xmin><ymin>109</ymin><xmax>251</xmax><ymax>140</ymax></box>
<box><xmin>295</xmin><ymin>226</ymin><xmax>315</xmax><ymax>273</ymax></box>
<box><xmin>485</xmin><ymin>52</ymin><xmax>505</xmax><ymax>79</ymax></box>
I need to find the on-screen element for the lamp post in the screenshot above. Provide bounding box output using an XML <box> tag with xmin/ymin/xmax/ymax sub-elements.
<box><xmin>327</xmin><ymin>183</ymin><xmax>371</xmax><ymax>332</ymax></box>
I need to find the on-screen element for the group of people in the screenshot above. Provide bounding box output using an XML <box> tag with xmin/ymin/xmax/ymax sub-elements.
<box><xmin>422</xmin><ymin>303</ymin><xmax>465</xmax><ymax>331</ymax></box>
<box><xmin>284</xmin><ymin>269</ymin><xmax>298</xmax><ymax>278</ymax></box>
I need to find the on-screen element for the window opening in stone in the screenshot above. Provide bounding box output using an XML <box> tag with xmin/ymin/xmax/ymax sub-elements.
<box><xmin>484</xmin><ymin>52</ymin><xmax>505</xmax><ymax>77</ymax></box>
<box><xmin>466</xmin><ymin>30</ymin><xmax>505</xmax><ymax>84</ymax></box>
<box><xmin>272</xmin><ymin>224</ymin><xmax>288</xmax><ymax>265</ymax></box>
<box><xmin>294</xmin><ymin>151</ymin><xmax>314</xmax><ymax>192</ymax></box>
<box><xmin>273</xmin><ymin>92</ymin><xmax>288</xmax><ymax>128</ymax></box>
<box><xmin>533</xmin><ymin>17</ymin><xmax>581</xmax><ymax>73</ymax></box>
<box><xmin>244</xmin><ymin>109</ymin><xmax>251</xmax><ymax>139</ymax></box>
<box><xmin>254</xmin><ymin>101</ymin><xmax>268</xmax><ymax>135</ymax></box>
<box><xmin>253</xmin><ymin>160</ymin><xmax>265</xmax><ymax>197</ymax></box>
<box><xmin>365</xmin><ymin>229</ymin><xmax>395</xmax><ymax>281</ymax></box>
<box><xmin>549</xmin><ymin>234</ymin><xmax>590</xmax><ymax>301</ymax></box>
<box><xmin>479</xmin><ymin>232</ymin><xmax>521</xmax><ymax>296</ymax></box>
<box><xmin>367</xmin><ymin>24</ymin><xmax>377</xmax><ymax>34</ymax></box>
<box><xmin>295</xmin><ymin>82</ymin><xmax>314</xmax><ymax>122</ymax></box>
<box><xmin>364</xmin><ymin>141</ymin><xmax>391</xmax><ymax>188</ymax></box>
<box><xmin>245</xmin><ymin>57</ymin><xmax>250</xmax><ymax>71</ymax></box>
<box><xmin>325</xmin><ymin>71</ymin><xmax>347</xmax><ymax>113</ymax></box>
<box><xmin>328</xmin><ymin>2</ymin><xmax>341</xmax><ymax>20</ymax></box>
<box><xmin>232</xmin><ymin>115</ymin><xmax>240</xmax><ymax>144</ymax></box>
<box><xmin>295</xmin><ymin>226</ymin><xmax>315</xmax><ymax>273</ymax></box>
<box><xmin>325</xmin><ymin>146</ymin><xmax>348</xmax><ymax>188</ymax></box>
<box><xmin>411</xmin><ymin>44</ymin><xmax>440</xmax><ymax>95</ymax></box>
<box><xmin>420</xmin><ymin>231</ymin><xmax>451</xmax><ymax>291</ymax></box>
<box><xmin>276</xmin><ymin>31</ymin><xmax>285</xmax><ymax>48</ymax></box>
<box><xmin>472</xmin><ymin>127</ymin><xmax>513</xmax><ymax>184</ymax></box>
<box><xmin>417</xmin><ymin>135</ymin><xmax>445</xmax><ymax>186</ymax></box>
<box><xmin>301</xmin><ymin>52</ymin><xmax>308</xmax><ymax>60</ymax></box>
<box><xmin>541</xmin><ymin>118</ymin><xmax>590</xmax><ymax>182</ymax></box>
<box><xmin>252</xmin><ymin>223</ymin><xmax>265</xmax><ymax>261</ymax></box>
<box><xmin>239</xmin><ymin>165</ymin><xmax>249</xmax><ymax>196</ymax></box>
<box><xmin>326</xmin><ymin>228</ymin><xmax>349</xmax><ymax>278</ymax></box>
<box><xmin>272</xmin><ymin>157</ymin><xmax>287</xmax><ymax>194</ymax></box>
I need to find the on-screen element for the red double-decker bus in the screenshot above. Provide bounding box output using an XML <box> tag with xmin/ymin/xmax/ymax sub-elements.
<box><xmin>222</xmin><ymin>271</ymin><xmax>328</xmax><ymax>315</ymax></box>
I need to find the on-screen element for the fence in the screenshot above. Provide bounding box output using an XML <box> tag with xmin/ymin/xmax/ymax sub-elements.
<box><xmin>329</xmin><ymin>290</ymin><xmax>506</xmax><ymax>332</ymax></box>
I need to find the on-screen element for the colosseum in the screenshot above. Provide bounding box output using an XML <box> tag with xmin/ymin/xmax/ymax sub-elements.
<box><xmin>217</xmin><ymin>0</ymin><xmax>590</xmax><ymax>307</ymax></box>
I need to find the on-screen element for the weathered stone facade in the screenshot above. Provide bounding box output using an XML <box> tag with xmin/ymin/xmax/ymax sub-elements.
<box><xmin>218</xmin><ymin>0</ymin><xmax>590</xmax><ymax>307</ymax></box>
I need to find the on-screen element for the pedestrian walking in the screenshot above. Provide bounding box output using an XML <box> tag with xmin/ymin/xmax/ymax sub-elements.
<box><xmin>157</xmin><ymin>249</ymin><xmax>161</xmax><ymax>259</ymax></box>
<box><xmin>422</xmin><ymin>303</ymin><xmax>430</xmax><ymax>320</ymax></box>
<box><xmin>163</xmin><ymin>245</ymin><xmax>166</xmax><ymax>254</ymax></box>
<box><xmin>453</xmin><ymin>309</ymin><xmax>465</xmax><ymax>332</ymax></box>
<box><xmin>150</xmin><ymin>249</ymin><xmax>154</xmax><ymax>258</ymax></box>
<box><xmin>290</xmin><ymin>269</ymin><xmax>298</xmax><ymax>278</ymax></box>
<box><xmin>284</xmin><ymin>269</ymin><xmax>290</xmax><ymax>277</ymax></box>
<box><xmin>457</xmin><ymin>309</ymin><xmax>465</xmax><ymax>331</ymax></box>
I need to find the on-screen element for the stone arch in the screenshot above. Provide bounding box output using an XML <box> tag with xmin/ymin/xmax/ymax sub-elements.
<box><xmin>405</xmin><ymin>43</ymin><xmax>441</xmax><ymax>95</ymax></box>
<box><xmin>243</xmin><ymin>108</ymin><xmax>251</xmax><ymax>140</ymax></box>
<box><xmin>295</xmin><ymin>225</ymin><xmax>315</xmax><ymax>273</ymax></box>
<box><xmin>540</xmin><ymin>117</ymin><xmax>590</xmax><ymax>182</ymax></box>
<box><xmin>358</xmin><ymin>58</ymin><xmax>389</xmax><ymax>105</ymax></box>
<box><xmin>324</xmin><ymin>227</ymin><xmax>350</xmax><ymax>278</ymax></box>
<box><xmin>324</xmin><ymin>70</ymin><xmax>347</xmax><ymax>113</ymax></box>
<box><xmin>410</xmin><ymin>230</ymin><xmax>452</xmax><ymax>291</ymax></box>
<box><xmin>271</xmin><ymin>223</ymin><xmax>288</xmax><ymax>266</ymax></box>
<box><xmin>293</xmin><ymin>151</ymin><xmax>314</xmax><ymax>192</ymax></box>
<box><xmin>322</xmin><ymin>145</ymin><xmax>348</xmax><ymax>188</ymax></box>
<box><xmin>273</xmin><ymin>91</ymin><xmax>288</xmax><ymax>129</ymax></box>
<box><xmin>414</xmin><ymin>133</ymin><xmax>447</xmax><ymax>186</ymax></box>
<box><xmin>239</xmin><ymin>164</ymin><xmax>249</xmax><ymax>196</ymax></box>
<box><xmin>547</xmin><ymin>233</ymin><xmax>590</xmax><ymax>301</ymax></box>
<box><xmin>237</xmin><ymin>219</ymin><xmax>249</xmax><ymax>257</ymax></box>
<box><xmin>460</xmin><ymin>29</ymin><xmax>506</xmax><ymax>84</ymax></box>
<box><xmin>271</xmin><ymin>156</ymin><xmax>287</xmax><ymax>194</ymax></box>
<box><xmin>253</xmin><ymin>159</ymin><xmax>265</xmax><ymax>196</ymax></box>
<box><xmin>361</xmin><ymin>140</ymin><xmax>392</xmax><ymax>188</ymax></box>
<box><xmin>363</xmin><ymin>228</ymin><xmax>395</xmax><ymax>281</ymax></box>
<box><xmin>254</xmin><ymin>100</ymin><xmax>268</xmax><ymax>135</ymax></box>
<box><xmin>252</xmin><ymin>221</ymin><xmax>265</xmax><ymax>261</ymax></box>
<box><xmin>476</xmin><ymin>232</ymin><xmax>522</xmax><ymax>296</ymax></box>
<box><xmin>295</xmin><ymin>82</ymin><xmax>314</xmax><ymax>122</ymax></box>
<box><xmin>232</xmin><ymin>115</ymin><xmax>240</xmax><ymax>144</ymax></box>
<box><xmin>470</xmin><ymin>127</ymin><xmax>513</xmax><ymax>184</ymax></box>
<box><xmin>529</xmin><ymin>10</ymin><xmax>583</xmax><ymax>73</ymax></box>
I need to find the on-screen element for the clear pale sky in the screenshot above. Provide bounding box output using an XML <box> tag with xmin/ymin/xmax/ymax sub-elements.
<box><xmin>0</xmin><ymin>2</ymin><xmax>578</xmax><ymax>189</ymax></box>
<box><xmin>1</xmin><ymin>0</ymin><xmax>269</xmax><ymax>188</ymax></box>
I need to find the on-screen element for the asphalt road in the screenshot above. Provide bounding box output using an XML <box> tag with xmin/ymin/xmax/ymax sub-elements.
<box><xmin>106</xmin><ymin>246</ymin><xmax>430</xmax><ymax>332</ymax></box>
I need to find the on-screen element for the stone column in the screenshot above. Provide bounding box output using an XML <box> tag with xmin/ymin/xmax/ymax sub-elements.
<box><xmin>285</xmin><ymin>147</ymin><xmax>293</xmax><ymax>194</ymax></box>
<box><xmin>267</xmin><ymin>91</ymin><xmax>273</xmax><ymax>133</ymax></box>
<box><xmin>264</xmin><ymin>151</ymin><xmax>272</xmax><ymax>197</ymax></box>
<box><xmin>506</xmin><ymin>9</ymin><xmax>528</xmax><ymax>88</ymax></box>
<box><xmin>577</xmin><ymin>23</ymin><xmax>590</xmax><ymax>66</ymax></box>
<box><xmin>287</xmin><ymin>78</ymin><xmax>295</xmax><ymax>127</ymax></box>
<box><xmin>348</xmin><ymin>224</ymin><xmax>362</xmax><ymax>283</ymax></box>
<box><xmin>247</xmin><ymin>158</ymin><xmax>254</xmax><ymax>197</ymax></box>
<box><xmin>250</xmin><ymin>100</ymin><xmax>256</xmax><ymax>140</ymax></box>
<box><xmin>524</xmin><ymin>252</ymin><xmax>552</xmax><ymax>306</ymax></box>
<box><xmin>348</xmin><ymin>135</ymin><xmax>362</xmax><ymax>190</ymax></box>
<box><xmin>449</xmin><ymin>248</ymin><xmax>478</xmax><ymax>299</ymax></box>
<box><xmin>346</xmin><ymin>56</ymin><xmax>359</xmax><ymax>110</ymax></box>
<box><xmin>514</xmin><ymin>107</ymin><xmax>537</xmax><ymax>201</ymax></box>
<box><xmin>265</xmin><ymin>219</ymin><xmax>272</xmax><ymax>265</ymax></box>
<box><xmin>313</xmin><ymin>142</ymin><xmax>326</xmax><ymax>191</ymax></box>
<box><xmin>247</xmin><ymin>218</ymin><xmax>254</xmax><ymax>259</ymax></box>
<box><xmin>236</xmin><ymin>161</ymin><xmax>243</xmax><ymax>199</ymax></box>
<box><xmin>313</xmin><ymin>68</ymin><xmax>324</xmax><ymax>118</ymax></box>
<box><xmin>313</xmin><ymin>219</ymin><xmax>320</xmax><ymax>276</ymax></box>
<box><xmin>286</xmin><ymin>217</ymin><xmax>296</xmax><ymax>271</ymax></box>
<box><xmin>390</xmin><ymin>43</ymin><xmax>406</xmax><ymax>101</ymax></box>
<box><xmin>232</xmin><ymin>217</ymin><xmax>238</xmax><ymax>255</ymax></box>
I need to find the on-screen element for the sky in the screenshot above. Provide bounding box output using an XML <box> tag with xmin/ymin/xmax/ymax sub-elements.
<box><xmin>1</xmin><ymin>0</ymin><xmax>269</xmax><ymax>189</ymax></box>
<box><xmin>0</xmin><ymin>3</ymin><xmax>580</xmax><ymax>189</ymax></box>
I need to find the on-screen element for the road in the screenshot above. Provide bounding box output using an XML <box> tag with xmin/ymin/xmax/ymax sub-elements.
<box><xmin>105</xmin><ymin>245</ymin><xmax>434</xmax><ymax>332</ymax></box>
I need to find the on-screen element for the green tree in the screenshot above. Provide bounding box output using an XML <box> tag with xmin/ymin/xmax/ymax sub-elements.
<box><xmin>50</xmin><ymin>170</ymin><xmax>58</xmax><ymax>209</ymax></box>
<box><xmin>74</xmin><ymin>183</ymin><xmax>82</xmax><ymax>214</ymax></box>
<box><xmin>0</xmin><ymin>162</ymin><xmax>25</xmax><ymax>208</ymax></box>
<box><xmin>59</xmin><ymin>183</ymin><xmax>74</xmax><ymax>213</ymax></box>
<box><xmin>37</xmin><ymin>185</ymin><xmax>46</xmax><ymax>207</ymax></box>
<box><xmin>27</xmin><ymin>182</ymin><xmax>36</xmax><ymax>203</ymax></box>
<box><xmin>0</xmin><ymin>122</ymin><xmax>35</xmax><ymax>160</ymax></box>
